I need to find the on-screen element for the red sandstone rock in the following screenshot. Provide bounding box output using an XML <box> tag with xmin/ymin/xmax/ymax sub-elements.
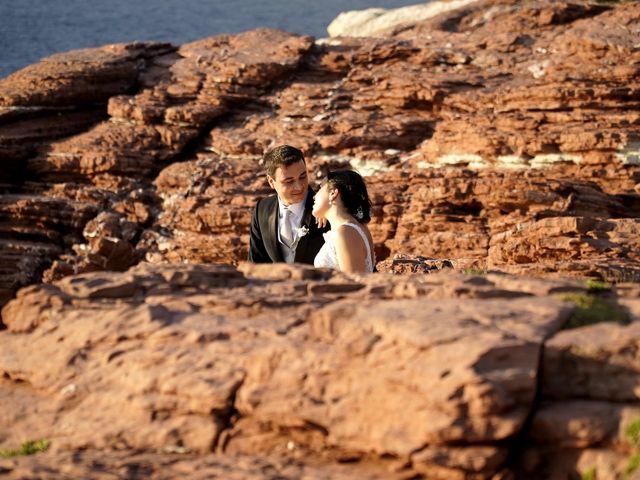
<box><xmin>523</xmin><ymin>399</ymin><xmax>640</xmax><ymax>480</ymax></box>
<box><xmin>0</xmin><ymin>30</ymin><xmax>316</xmax><ymax>303</ymax></box>
<box><xmin>0</xmin><ymin>449</ymin><xmax>391</xmax><ymax>479</ymax></box>
<box><xmin>376</xmin><ymin>253</ymin><xmax>455</xmax><ymax>274</ymax></box>
<box><xmin>0</xmin><ymin>4</ymin><xmax>639</xmax><ymax>476</ymax></box>
<box><xmin>0</xmin><ymin>43</ymin><xmax>171</xmax><ymax>180</ymax></box>
<box><xmin>0</xmin><ymin>42</ymin><xmax>175</xmax><ymax>108</ymax></box>
<box><xmin>142</xmin><ymin>153</ymin><xmax>266</xmax><ymax>265</ymax></box>
<box><xmin>0</xmin><ymin>194</ymin><xmax>98</xmax><ymax>310</ymax></box>
<box><xmin>543</xmin><ymin>321</ymin><xmax>640</xmax><ymax>402</ymax></box>
<box><xmin>0</xmin><ymin>4</ymin><xmax>638</xmax><ymax>305</ymax></box>
<box><xmin>530</xmin><ymin>400</ymin><xmax>640</xmax><ymax>449</ymax></box>
<box><xmin>518</xmin><ymin>315</ymin><xmax>640</xmax><ymax>476</ymax></box>
<box><xmin>0</xmin><ymin>263</ymin><xmax>576</xmax><ymax>478</ymax></box>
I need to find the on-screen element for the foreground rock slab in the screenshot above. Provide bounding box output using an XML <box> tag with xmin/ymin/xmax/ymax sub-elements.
<box><xmin>1</xmin><ymin>1</ymin><xmax>640</xmax><ymax>316</ymax></box>
<box><xmin>0</xmin><ymin>449</ymin><xmax>390</xmax><ymax>480</ymax></box>
<box><xmin>0</xmin><ymin>263</ymin><xmax>582</xmax><ymax>478</ymax></box>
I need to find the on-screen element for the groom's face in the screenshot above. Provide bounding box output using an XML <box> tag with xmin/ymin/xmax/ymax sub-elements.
<box><xmin>267</xmin><ymin>160</ymin><xmax>309</xmax><ymax>206</ymax></box>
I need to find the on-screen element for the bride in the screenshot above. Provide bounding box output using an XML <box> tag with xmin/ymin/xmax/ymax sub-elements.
<box><xmin>312</xmin><ymin>170</ymin><xmax>376</xmax><ymax>273</ymax></box>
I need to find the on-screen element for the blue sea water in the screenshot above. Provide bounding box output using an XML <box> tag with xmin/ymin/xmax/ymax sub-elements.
<box><xmin>0</xmin><ymin>0</ymin><xmax>422</xmax><ymax>79</ymax></box>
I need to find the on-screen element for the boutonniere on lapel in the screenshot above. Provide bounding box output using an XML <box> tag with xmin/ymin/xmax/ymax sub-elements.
<box><xmin>290</xmin><ymin>225</ymin><xmax>309</xmax><ymax>250</ymax></box>
<box><xmin>295</xmin><ymin>226</ymin><xmax>309</xmax><ymax>243</ymax></box>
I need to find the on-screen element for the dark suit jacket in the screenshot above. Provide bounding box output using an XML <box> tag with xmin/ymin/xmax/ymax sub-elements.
<box><xmin>248</xmin><ymin>189</ymin><xmax>327</xmax><ymax>264</ymax></box>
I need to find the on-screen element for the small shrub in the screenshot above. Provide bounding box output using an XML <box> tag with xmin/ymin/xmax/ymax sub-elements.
<box><xmin>585</xmin><ymin>279</ymin><xmax>611</xmax><ymax>292</ymax></box>
<box><xmin>581</xmin><ymin>466</ymin><xmax>596</xmax><ymax>480</ymax></box>
<box><xmin>625</xmin><ymin>453</ymin><xmax>640</xmax><ymax>479</ymax></box>
<box><xmin>463</xmin><ymin>268</ymin><xmax>487</xmax><ymax>276</ymax></box>
<box><xmin>557</xmin><ymin>293</ymin><xmax>630</xmax><ymax>329</ymax></box>
<box><xmin>624</xmin><ymin>418</ymin><xmax>640</xmax><ymax>479</ymax></box>
<box><xmin>626</xmin><ymin>418</ymin><xmax>640</xmax><ymax>447</ymax></box>
<box><xmin>0</xmin><ymin>439</ymin><xmax>50</xmax><ymax>458</ymax></box>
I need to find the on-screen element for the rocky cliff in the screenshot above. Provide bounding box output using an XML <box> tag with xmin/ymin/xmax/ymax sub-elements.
<box><xmin>0</xmin><ymin>0</ymin><xmax>639</xmax><ymax>478</ymax></box>
<box><xmin>1</xmin><ymin>0</ymin><xmax>639</xmax><ymax>312</ymax></box>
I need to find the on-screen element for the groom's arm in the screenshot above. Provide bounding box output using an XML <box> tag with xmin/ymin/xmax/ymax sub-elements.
<box><xmin>248</xmin><ymin>200</ymin><xmax>270</xmax><ymax>263</ymax></box>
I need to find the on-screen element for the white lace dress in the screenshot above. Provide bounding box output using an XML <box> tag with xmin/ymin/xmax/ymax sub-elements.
<box><xmin>314</xmin><ymin>222</ymin><xmax>375</xmax><ymax>272</ymax></box>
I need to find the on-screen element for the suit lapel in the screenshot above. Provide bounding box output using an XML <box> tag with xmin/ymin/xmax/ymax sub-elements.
<box><xmin>293</xmin><ymin>189</ymin><xmax>316</xmax><ymax>263</ymax></box>
<box><xmin>263</xmin><ymin>196</ymin><xmax>284</xmax><ymax>262</ymax></box>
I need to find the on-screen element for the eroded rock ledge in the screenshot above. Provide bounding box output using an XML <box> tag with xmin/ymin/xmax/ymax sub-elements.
<box><xmin>0</xmin><ymin>0</ymin><xmax>639</xmax><ymax>316</ymax></box>
<box><xmin>1</xmin><ymin>263</ymin><xmax>639</xmax><ymax>478</ymax></box>
<box><xmin>1</xmin><ymin>3</ymin><xmax>640</xmax><ymax>477</ymax></box>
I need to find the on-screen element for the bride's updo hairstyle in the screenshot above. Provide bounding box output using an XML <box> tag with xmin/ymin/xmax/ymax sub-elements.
<box><xmin>326</xmin><ymin>170</ymin><xmax>372</xmax><ymax>224</ymax></box>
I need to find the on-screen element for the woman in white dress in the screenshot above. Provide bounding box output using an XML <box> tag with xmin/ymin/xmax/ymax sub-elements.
<box><xmin>312</xmin><ymin>170</ymin><xmax>375</xmax><ymax>273</ymax></box>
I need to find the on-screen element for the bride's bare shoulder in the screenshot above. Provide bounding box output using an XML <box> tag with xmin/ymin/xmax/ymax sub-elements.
<box><xmin>334</xmin><ymin>223</ymin><xmax>359</xmax><ymax>234</ymax></box>
<box><xmin>333</xmin><ymin>224</ymin><xmax>362</xmax><ymax>241</ymax></box>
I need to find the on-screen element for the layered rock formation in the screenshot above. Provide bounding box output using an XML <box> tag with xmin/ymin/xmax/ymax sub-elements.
<box><xmin>2</xmin><ymin>262</ymin><xmax>638</xmax><ymax>479</ymax></box>
<box><xmin>1</xmin><ymin>0</ymin><xmax>638</xmax><ymax>316</ymax></box>
<box><xmin>1</xmin><ymin>1</ymin><xmax>640</xmax><ymax>478</ymax></box>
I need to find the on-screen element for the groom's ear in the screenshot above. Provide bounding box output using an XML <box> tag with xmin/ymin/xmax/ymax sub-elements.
<box><xmin>267</xmin><ymin>175</ymin><xmax>276</xmax><ymax>189</ymax></box>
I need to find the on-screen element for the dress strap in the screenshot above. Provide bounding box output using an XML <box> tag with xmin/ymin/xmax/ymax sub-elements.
<box><xmin>342</xmin><ymin>223</ymin><xmax>374</xmax><ymax>270</ymax></box>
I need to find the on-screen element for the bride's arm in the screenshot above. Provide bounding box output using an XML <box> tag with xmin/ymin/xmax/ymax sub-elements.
<box><xmin>334</xmin><ymin>226</ymin><xmax>367</xmax><ymax>273</ymax></box>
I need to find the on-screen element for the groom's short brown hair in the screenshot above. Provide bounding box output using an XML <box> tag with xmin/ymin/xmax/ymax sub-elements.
<box><xmin>263</xmin><ymin>145</ymin><xmax>305</xmax><ymax>178</ymax></box>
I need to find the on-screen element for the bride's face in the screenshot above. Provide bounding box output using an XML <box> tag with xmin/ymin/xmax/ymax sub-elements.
<box><xmin>312</xmin><ymin>183</ymin><xmax>334</xmax><ymax>219</ymax></box>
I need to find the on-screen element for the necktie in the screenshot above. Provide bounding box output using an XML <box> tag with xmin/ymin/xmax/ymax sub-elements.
<box><xmin>281</xmin><ymin>208</ymin><xmax>294</xmax><ymax>248</ymax></box>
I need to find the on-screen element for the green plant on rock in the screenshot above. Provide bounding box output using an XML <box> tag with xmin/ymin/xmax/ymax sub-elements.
<box><xmin>0</xmin><ymin>439</ymin><xmax>50</xmax><ymax>458</ymax></box>
<box><xmin>625</xmin><ymin>453</ymin><xmax>640</xmax><ymax>479</ymax></box>
<box><xmin>581</xmin><ymin>466</ymin><xmax>596</xmax><ymax>480</ymax></box>
<box><xmin>627</xmin><ymin>418</ymin><xmax>640</xmax><ymax>447</ymax></box>
<box><xmin>556</xmin><ymin>292</ymin><xmax>630</xmax><ymax>330</ymax></box>
<box><xmin>585</xmin><ymin>279</ymin><xmax>611</xmax><ymax>292</ymax></box>
<box><xmin>463</xmin><ymin>267</ymin><xmax>487</xmax><ymax>276</ymax></box>
<box><xmin>624</xmin><ymin>418</ymin><xmax>640</xmax><ymax>479</ymax></box>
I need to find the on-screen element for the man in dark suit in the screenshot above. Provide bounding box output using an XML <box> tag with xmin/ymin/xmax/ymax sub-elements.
<box><xmin>248</xmin><ymin>145</ymin><xmax>327</xmax><ymax>264</ymax></box>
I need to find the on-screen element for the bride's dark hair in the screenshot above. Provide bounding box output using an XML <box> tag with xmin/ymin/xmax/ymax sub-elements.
<box><xmin>326</xmin><ymin>170</ymin><xmax>372</xmax><ymax>224</ymax></box>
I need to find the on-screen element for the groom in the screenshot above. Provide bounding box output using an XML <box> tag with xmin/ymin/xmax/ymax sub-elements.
<box><xmin>248</xmin><ymin>145</ymin><xmax>327</xmax><ymax>264</ymax></box>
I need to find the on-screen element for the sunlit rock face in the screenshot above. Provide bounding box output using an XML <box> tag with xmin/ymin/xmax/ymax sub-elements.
<box><xmin>0</xmin><ymin>2</ymin><xmax>639</xmax><ymax>476</ymax></box>
<box><xmin>1</xmin><ymin>262</ymin><xmax>639</xmax><ymax>478</ymax></box>
<box><xmin>1</xmin><ymin>2</ymin><xmax>639</xmax><ymax>310</ymax></box>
